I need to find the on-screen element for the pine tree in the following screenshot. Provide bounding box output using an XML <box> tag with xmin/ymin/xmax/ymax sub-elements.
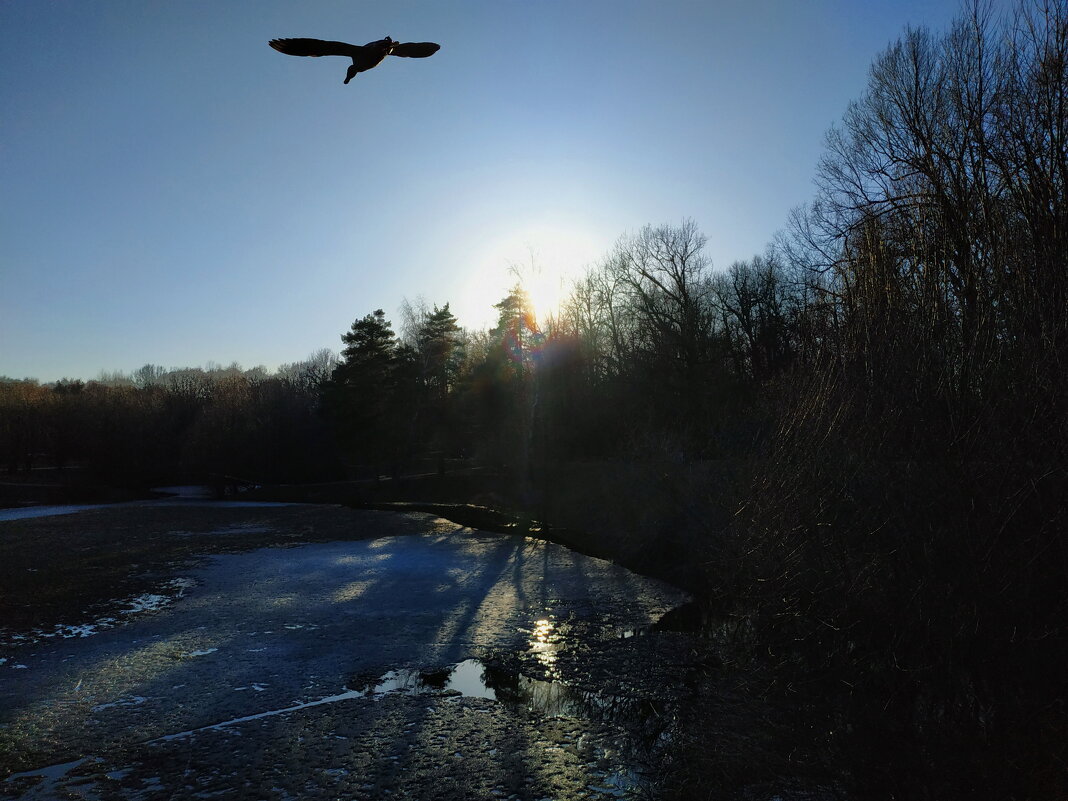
<box><xmin>336</xmin><ymin>309</ymin><xmax>398</xmax><ymax>385</ymax></box>
<box><xmin>327</xmin><ymin>310</ymin><xmax>412</xmax><ymax>475</ymax></box>
<box><xmin>490</xmin><ymin>285</ymin><xmax>541</xmax><ymax>374</ymax></box>
<box><xmin>416</xmin><ymin>303</ymin><xmax>463</xmax><ymax>401</ymax></box>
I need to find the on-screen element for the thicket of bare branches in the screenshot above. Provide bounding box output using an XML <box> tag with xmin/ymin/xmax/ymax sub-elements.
<box><xmin>722</xmin><ymin>3</ymin><xmax>1068</xmax><ymax>797</ymax></box>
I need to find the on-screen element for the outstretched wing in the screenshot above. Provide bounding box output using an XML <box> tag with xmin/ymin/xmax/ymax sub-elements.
<box><xmin>389</xmin><ymin>41</ymin><xmax>440</xmax><ymax>58</ymax></box>
<box><xmin>269</xmin><ymin>38</ymin><xmax>363</xmax><ymax>58</ymax></box>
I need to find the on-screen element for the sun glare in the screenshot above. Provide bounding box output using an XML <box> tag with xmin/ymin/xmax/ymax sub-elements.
<box><xmin>460</xmin><ymin>222</ymin><xmax>604</xmax><ymax>328</ymax></box>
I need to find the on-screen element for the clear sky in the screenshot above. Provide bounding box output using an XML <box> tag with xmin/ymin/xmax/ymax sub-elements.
<box><xmin>2</xmin><ymin>0</ymin><xmax>972</xmax><ymax>382</ymax></box>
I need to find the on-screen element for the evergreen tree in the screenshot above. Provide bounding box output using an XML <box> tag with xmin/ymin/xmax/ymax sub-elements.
<box><xmin>490</xmin><ymin>285</ymin><xmax>541</xmax><ymax>375</ymax></box>
<box><xmin>327</xmin><ymin>310</ymin><xmax>412</xmax><ymax>474</ymax></box>
<box><xmin>416</xmin><ymin>303</ymin><xmax>463</xmax><ymax>401</ymax></box>
<box><xmin>336</xmin><ymin>309</ymin><xmax>398</xmax><ymax>384</ymax></box>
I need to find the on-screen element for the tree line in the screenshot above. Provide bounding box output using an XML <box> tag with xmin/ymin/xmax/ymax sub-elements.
<box><xmin>0</xmin><ymin>354</ymin><xmax>339</xmax><ymax>484</ymax></box>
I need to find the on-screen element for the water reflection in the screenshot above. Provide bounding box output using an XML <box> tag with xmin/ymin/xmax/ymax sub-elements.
<box><xmin>347</xmin><ymin>659</ymin><xmax>496</xmax><ymax>700</ymax></box>
<box><xmin>529</xmin><ymin>617</ymin><xmax>561</xmax><ymax>677</ymax></box>
<box><xmin>486</xmin><ymin>667</ymin><xmax>664</xmax><ymax>729</ymax></box>
<box><xmin>349</xmin><ymin>657</ymin><xmax>664</xmax><ymax>732</ymax></box>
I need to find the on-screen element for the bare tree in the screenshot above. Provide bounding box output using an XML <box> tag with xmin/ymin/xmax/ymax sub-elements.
<box><xmin>609</xmin><ymin>219</ymin><xmax>716</xmax><ymax>373</ymax></box>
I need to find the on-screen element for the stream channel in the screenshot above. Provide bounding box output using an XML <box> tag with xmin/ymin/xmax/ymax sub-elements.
<box><xmin>0</xmin><ymin>503</ymin><xmax>692</xmax><ymax>800</ymax></box>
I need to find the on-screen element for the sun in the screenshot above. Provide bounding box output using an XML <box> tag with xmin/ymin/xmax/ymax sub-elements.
<box><xmin>462</xmin><ymin>222</ymin><xmax>605</xmax><ymax>327</ymax></box>
<box><xmin>522</xmin><ymin>262</ymin><xmax>571</xmax><ymax>322</ymax></box>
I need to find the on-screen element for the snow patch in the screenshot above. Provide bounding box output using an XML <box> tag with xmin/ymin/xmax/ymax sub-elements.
<box><xmin>0</xmin><ymin>577</ymin><xmax>193</xmax><ymax>646</ymax></box>
<box><xmin>122</xmin><ymin>594</ymin><xmax>169</xmax><ymax>614</ymax></box>
<box><xmin>183</xmin><ymin>648</ymin><xmax>218</xmax><ymax>658</ymax></box>
<box><xmin>92</xmin><ymin>695</ymin><xmax>147</xmax><ymax>712</ymax></box>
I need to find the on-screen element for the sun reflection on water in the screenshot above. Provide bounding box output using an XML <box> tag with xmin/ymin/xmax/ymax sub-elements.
<box><xmin>530</xmin><ymin>617</ymin><xmax>561</xmax><ymax>677</ymax></box>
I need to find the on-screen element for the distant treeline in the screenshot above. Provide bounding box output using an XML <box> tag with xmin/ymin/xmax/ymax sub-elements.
<box><xmin>0</xmin><ymin>354</ymin><xmax>340</xmax><ymax>483</ymax></box>
<box><xmin>3</xmin><ymin>2</ymin><xmax>1066</xmax><ymax>797</ymax></box>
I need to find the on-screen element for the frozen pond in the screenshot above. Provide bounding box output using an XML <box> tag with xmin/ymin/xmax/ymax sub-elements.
<box><xmin>0</xmin><ymin>512</ymin><xmax>689</xmax><ymax>800</ymax></box>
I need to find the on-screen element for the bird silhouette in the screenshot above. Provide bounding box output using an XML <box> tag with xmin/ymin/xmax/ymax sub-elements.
<box><xmin>268</xmin><ymin>36</ymin><xmax>441</xmax><ymax>84</ymax></box>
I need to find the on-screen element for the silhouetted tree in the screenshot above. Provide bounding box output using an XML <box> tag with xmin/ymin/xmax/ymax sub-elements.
<box><xmin>711</xmin><ymin>253</ymin><xmax>796</xmax><ymax>380</ymax></box>
<box><xmin>727</xmin><ymin>4</ymin><xmax>1068</xmax><ymax>797</ymax></box>
<box><xmin>416</xmin><ymin>303</ymin><xmax>463</xmax><ymax>402</ymax></box>
<box><xmin>326</xmin><ymin>310</ymin><xmax>414</xmax><ymax>477</ymax></box>
<box><xmin>456</xmin><ymin>286</ymin><xmax>540</xmax><ymax>469</ymax></box>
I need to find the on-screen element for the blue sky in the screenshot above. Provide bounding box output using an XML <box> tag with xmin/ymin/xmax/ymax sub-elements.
<box><xmin>1</xmin><ymin>0</ymin><xmax>971</xmax><ymax>382</ymax></box>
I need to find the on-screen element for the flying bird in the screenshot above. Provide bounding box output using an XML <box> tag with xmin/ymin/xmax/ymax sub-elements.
<box><xmin>268</xmin><ymin>36</ymin><xmax>441</xmax><ymax>84</ymax></box>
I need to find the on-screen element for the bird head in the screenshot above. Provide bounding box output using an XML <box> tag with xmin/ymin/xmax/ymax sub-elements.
<box><xmin>344</xmin><ymin>64</ymin><xmax>359</xmax><ymax>84</ymax></box>
<box><xmin>374</xmin><ymin>36</ymin><xmax>397</xmax><ymax>54</ymax></box>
